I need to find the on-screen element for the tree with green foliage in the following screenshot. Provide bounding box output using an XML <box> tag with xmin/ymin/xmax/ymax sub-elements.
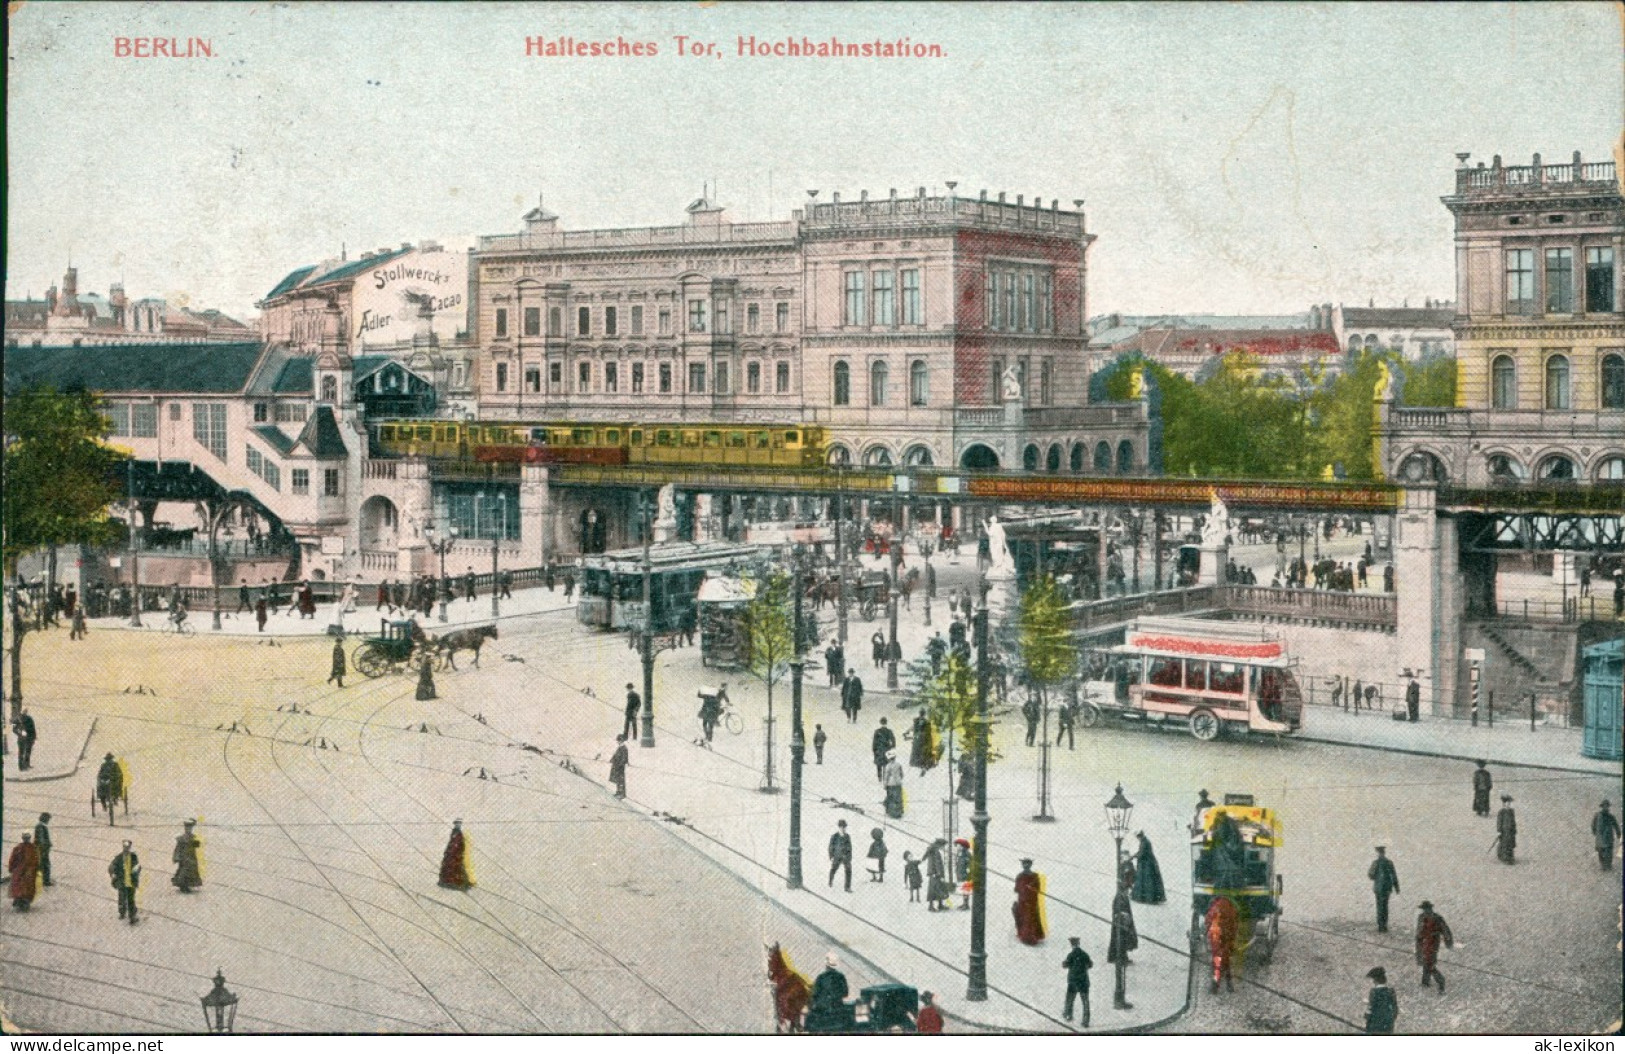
<box><xmin>743</xmin><ymin>568</ymin><xmax>794</xmax><ymax>791</ymax></box>
<box><xmin>1398</xmin><ymin>353</ymin><xmax>1458</xmax><ymax>407</ymax></box>
<box><xmin>1018</xmin><ymin>574</ymin><xmax>1076</xmax><ymax>819</ymax></box>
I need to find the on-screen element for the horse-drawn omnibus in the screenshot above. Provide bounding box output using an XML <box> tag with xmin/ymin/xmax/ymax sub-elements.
<box><xmin>1079</xmin><ymin>617</ymin><xmax>1304</xmax><ymax>741</ymax></box>
<box><xmin>577</xmin><ymin>542</ymin><xmax>770</xmax><ymax>634</ymax></box>
<box><xmin>1191</xmin><ymin>793</ymin><xmax>1284</xmax><ymax>969</ymax></box>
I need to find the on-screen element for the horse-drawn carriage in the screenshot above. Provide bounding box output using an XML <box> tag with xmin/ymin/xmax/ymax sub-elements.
<box><xmin>352</xmin><ymin>618</ymin><xmax>498</xmax><ymax>677</ymax></box>
<box><xmin>767</xmin><ymin>944</ymin><xmax>921</xmax><ymax>1034</ymax></box>
<box><xmin>1190</xmin><ymin>794</ymin><xmax>1284</xmax><ymax>971</ymax></box>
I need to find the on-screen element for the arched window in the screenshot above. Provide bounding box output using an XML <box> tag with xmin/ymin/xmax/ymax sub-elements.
<box><xmin>1347</xmin><ymin>336</ymin><xmax>1361</xmax><ymax>353</ymax></box>
<box><xmin>870</xmin><ymin>360</ymin><xmax>889</xmax><ymax>406</ymax></box>
<box><xmin>1398</xmin><ymin>451</ymin><xmax>1447</xmax><ymax>483</ymax></box>
<box><xmin>1545</xmin><ymin>354</ymin><xmax>1570</xmax><ymax>410</ymax></box>
<box><xmin>1537</xmin><ymin>454</ymin><xmax>1576</xmax><ymax>481</ymax></box>
<box><xmin>1602</xmin><ymin>353</ymin><xmax>1625</xmax><ymax>410</ymax></box>
<box><xmin>1094</xmin><ymin>441</ymin><xmax>1112</xmax><ymax>472</ymax></box>
<box><xmin>320</xmin><ymin>375</ymin><xmax>338</xmax><ymax>402</ymax></box>
<box><xmin>1046</xmin><ymin>444</ymin><xmax>1062</xmax><ymax>472</ymax></box>
<box><xmin>1023</xmin><ymin>444</ymin><xmax>1040</xmax><ymax>471</ymax></box>
<box><xmin>827</xmin><ymin>444</ymin><xmax>852</xmax><ymax>467</ymax></box>
<box><xmin>909</xmin><ymin>359</ymin><xmax>929</xmax><ymax>406</ymax></box>
<box><xmin>1363</xmin><ymin>334</ymin><xmax>1379</xmax><ymax>349</ymax></box>
<box><xmin>960</xmin><ymin>444</ymin><xmax>999</xmax><ymax>470</ymax></box>
<box><xmin>833</xmin><ymin>360</ymin><xmax>851</xmax><ymax>406</ymax></box>
<box><xmin>864</xmin><ymin>445</ymin><xmax>894</xmax><ymax>468</ymax></box>
<box><xmin>1070</xmin><ymin>442</ymin><xmax>1085</xmax><ymax>472</ymax></box>
<box><xmin>1116</xmin><ymin>440</ymin><xmax>1135</xmax><ymax>474</ymax></box>
<box><xmin>1594</xmin><ymin>456</ymin><xmax>1625</xmax><ymax>482</ymax></box>
<box><xmin>1491</xmin><ymin>354</ymin><xmax>1516</xmax><ymax>409</ymax></box>
<box><xmin>903</xmin><ymin>445</ymin><xmax>934</xmax><ymax>467</ymax></box>
<box><xmin>1486</xmin><ymin>454</ymin><xmax>1524</xmax><ymax>482</ymax></box>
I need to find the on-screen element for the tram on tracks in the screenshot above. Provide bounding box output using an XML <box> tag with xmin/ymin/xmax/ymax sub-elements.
<box><xmin>576</xmin><ymin>541</ymin><xmax>771</xmax><ymax>633</ymax></box>
<box><xmin>371</xmin><ymin>418</ymin><xmax>828</xmax><ymax>469</ymax></box>
<box><xmin>1191</xmin><ymin>793</ymin><xmax>1284</xmax><ymax>966</ymax></box>
<box><xmin>1079</xmin><ymin>617</ymin><xmax>1304</xmax><ymax>740</ymax></box>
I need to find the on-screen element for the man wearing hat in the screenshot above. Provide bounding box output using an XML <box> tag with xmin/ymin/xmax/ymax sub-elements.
<box><xmin>827</xmin><ymin>820</ymin><xmax>853</xmax><ymax>892</ymax></box>
<box><xmin>1471</xmin><ymin>760</ymin><xmax>1493</xmax><ymax>817</ymax></box>
<box><xmin>32</xmin><ymin>813</ymin><xmax>52</xmax><ymax>887</ymax></box>
<box><xmin>1592</xmin><ymin>800</ymin><xmax>1620</xmax><ymax>871</ymax></box>
<box><xmin>1405</xmin><ymin>672</ymin><xmax>1421</xmax><ymax>722</ymax></box>
<box><xmin>1494</xmin><ymin>795</ymin><xmax>1517</xmax><ymax>864</ymax></box>
<box><xmin>1415</xmin><ymin>900</ymin><xmax>1453</xmax><ymax>991</ymax></box>
<box><xmin>95</xmin><ymin>753</ymin><xmax>125</xmax><ymax>825</ymax></box>
<box><xmin>1367</xmin><ymin>846</ymin><xmax>1401</xmax><ymax>933</ymax></box>
<box><xmin>807</xmin><ymin>952</ymin><xmax>850</xmax><ymax>1031</ymax></box>
<box><xmin>1061</xmin><ymin>937</ymin><xmax>1093</xmax><ymax>1025</ymax></box>
<box><xmin>870</xmin><ymin>717</ymin><xmax>896</xmax><ymax>781</ymax></box>
<box><xmin>1364</xmin><ymin>967</ymin><xmax>1399</xmax><ymax>1033</ymax></box>
<box><xmin>108</xmin><ymin>840</ymin><xmax>141</xmax><ymax>924</ymax></box>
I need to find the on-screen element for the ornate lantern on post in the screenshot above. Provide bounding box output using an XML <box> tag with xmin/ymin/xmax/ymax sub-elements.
<box><xmin>199</xmin><ymin>970</ymin><xmax>238</xmax><ymax>1033</ymax></box>
<box><xmin>1104</xmin><ymin>783</ymin><xmax>1134</xmax><ymax>869</ymax></box>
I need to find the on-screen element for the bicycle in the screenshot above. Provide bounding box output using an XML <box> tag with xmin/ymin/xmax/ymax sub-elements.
<box><xmin>163</xmin><ymin>612</ymin><xmax>195</xmax><ymax>636</ymax></box>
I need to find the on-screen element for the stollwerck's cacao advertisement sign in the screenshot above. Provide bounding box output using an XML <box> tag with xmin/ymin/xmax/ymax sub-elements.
<box><xmin>352</xmin><ymin>246</ymin><xmax>468</xmax><ymax>348</ymax></box>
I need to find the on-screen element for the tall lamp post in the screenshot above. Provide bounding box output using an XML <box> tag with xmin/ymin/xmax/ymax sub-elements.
<box><xmin>965</xmin><ymin>605</ymin><xmax>992</xmax><ymax>1002</ymax></box>
<box><xmin>424</xmin><ymin>525</ymin><xmax>458</xmax><ymax>623</ymax></box>
<box><xmin>787</xmin><ymin>546</ymin><xmax>808</xmax><ymax>889</ymax></box>
<box><xmin>1104</xmin><ymin>783</ymin><xmax>1134</xmax><ymax>874</ymax></box>
<box><xmin>886</xmin><ymin>503</ymin><xmax>902</xmax><ymax>690</ymax></box>
<box><xmin>199</xmin><ymin>970</ymin><xmax>239</xmax><ymax>1033</ymax></box>
<box><xmin>127</xmin><ymin>460</ymin><xmax>143</xmax><ymax>628</ymax></box>
<box><xmin>475</xmin><ymin>491</ymin><xmax>506</xmax><ymax>619</ymax></box>
<box><xmin>639</xmin><ymin>491</ymin><xmax>656</xmax><ymax>748</ymax></box>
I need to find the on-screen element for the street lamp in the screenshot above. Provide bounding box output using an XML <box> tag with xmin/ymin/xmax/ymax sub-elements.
<box><xmin>424</xmin><ymin>525</ymin><xmax>458</xmax><ymax>623</ymax></box>
<box><xmin>788</xmin><ymin>546</ymin><xmax>809</xmax><ymax>889</ymax></box>
<box><xmin>490</xmin><ymin>493</ymin><xmax>506</xmax><ymax>620</ymax></box>
<box><xmin>199</xmin><ymin>970</ymin><xmax>239</xmax><ymax>1033</ymax></box>
<box><xmin>127</xmin><ymin>460</ymin><xmax>143</xmax><ymax>628</ymax></box>
<box><xmin>639</xmin><ymin>491</ymin><xmax>656</xmax><ymax>748</ymax></box>
<box><xmin>1104</xmin><ymin>783</ymin><xmax>1134</xmax><ymax>871</ymax></box>
<box><xmin>965</xmin><ymin>605</ymin><xmax>992</xmax><ymax>1002</ymax></box>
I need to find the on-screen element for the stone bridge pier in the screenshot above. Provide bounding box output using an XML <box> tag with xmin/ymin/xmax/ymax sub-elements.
<box><xmin>1394</xmin><ymin>486</ymin><xmax>1462</xmax><ymax>716</ymax></box>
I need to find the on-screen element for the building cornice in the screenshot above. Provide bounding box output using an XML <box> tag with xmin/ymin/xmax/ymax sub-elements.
<box><xmin>1457</xmin><ymin>320</ymin><xmax>1625</xmax><ymax>341</ymax></box>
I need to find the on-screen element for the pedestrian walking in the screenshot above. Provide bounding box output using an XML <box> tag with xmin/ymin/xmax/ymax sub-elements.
<box><xmin>824</xmin><ymin>642</ymin><xmax>843</xmax><ymax>688</ymax></box>
<box><xmin>1364</xmin><ymin>967</ymin><xmax>1399</xmax><ymax>1034</ymax></box>
<box><xmin>827</xmin><ymin>820</ymin><xmax>853</xmax><ymax>892</ymax></box>
<box><xmin>254</xmin><ymin>597</ymin><xmax>268</xmax><ymax>632</ymax></box>
<box><xmin>438</xmin><ymin>820</ymin><xmax>472</xmax><ymax>890</ymax></box>
<box><xmin>1022</xmin><ymin>694</ymin><xmax>1040</xmax><ymax>746</ymax></box>
<box><xmin>498</xmin><ymin>570</ymin><xmax>513</xmax><ymax>599</ymax></box>
<box><xmin>1406</xmin><ymin>674</ymin><xmax>1421</xmax><ymax>722</ymax></box>
<box><xmin>871</xmin><ymin>717</ymin><xmax>896</xmax><ymax>780</ymax></box>
<box><xmin>910</xmin><ymin>711</ymin><xmax>938</xmax><ymax>774</ymax></box>
<box><xmin>1494</xmin><ymin>795</ymin><xmax>1517</xmax><ymax>864</ymax></box>
<box><xmin>903</xmin><ymin>851</ymin><xmax>922</xmax><ymax>902</ymax></box>
<box><xmin>1591</xmin><ymin>800</ymin><xmax>1619</xmax><ymax>870</ymax></box>
<box><xmin>882</xmin><ymin>752</ymin><xmax>905</xmax><ymax>818</ymax></box>
<box><xmin>237</xmin><ymin>579</ymin><xmax>252</xmax><ymax>614</ymax></box>
<box><xmin>1107</xmin><ymin>885</ymin><xmax>1137</xmax><ymax>1009</ymax></box>
<box><xmin>609</xmin><ymin>734</ymin><xmax>630</xmax><ymax>798</ymax></box>
<box><xmin>1368</xmin><ymin>846</ymin><xmax>1400</xmax><ymax>932</ymax></box>
<box><xmin>841</xmin><ymin>669</ymin><xmax>864</xmax><ymax>723</ymax></box>
<box><xmin>108</xmin><ymin>841</ymin><xmax>141</xmax><ymax>924</ymax></box>
<box><xmin>953</xmin><ymin>838</ymin><xmax>974</xmax><ymax>910</ymax></box>
<box><xmin>8</xmin><ymin>834</ymin><xmax>41</xmax><ymax>911</ymax></box>
<box><xmin>1055</xmin><ymin>699</ymin><xmax>1075</xmax><ymax>750</ymax></box>
<box><xmin>13</xmin><ymin>708</ymin><xmax>37</xmax><ymax>770</ymax></box>
<box><xmin>871</xmin><ymin>630</ymin><xmax>886</xmax><ymax>670</ymax></box>
<box><xmin>463</xmin><ymin>568</ymin><xmax>476</xmax><ymax>603</ymax></box>
<box><xmin>956</xmin><ymin>750</ymin><xmax>976</xmax><ymax>803</ymax></box>
<box><xmin>1415</xmin><ymin>900</ymin><xmax>1454</xmax><ymax>991</ymax></box>
<box><xmin>1013</xmin><ymin>858</ymin><xmax>1046</xmax><ymax>945</ymax></box>
<box><xmin>914</xmin><ymin>990</ymin><xmax>944</xmax><ymax>1034</ymax></box>
<box><xmin>1352</xmin><ymin>677</ymin><xmax>1364</xmax><ymax>711</ymax></box>
<box><xmin>1062</xmin><ymin>937</ymin><xmax>1093</xmax><ymax>1025</ymax></box>
<box><xmin>924</xmin><ymin>838</ymin><xmax>952</xmax><ymax>910</ymax></box>
<box><xmin>1472</xmin><ymin>760</ymin><xmax>1493</xmax><ymax>816</ymax></box>
<box><xmin>328</xmin><ymin>639</ymin><xmax>347</xmax><ymax>688</ymax></box>
<box><xmin>623</xmin><ymin>683</ymin><xmax>641</xmax><ymax>741</ymax></box>
<box><xmin>813</xmin><ymin>724</ymin><xmax>827</xmax><ymax>764</ymax></box>
<box><xmin>1130</xmin><ymin>832</ymin><xmax>1165</xmax><ymax>904</ymax></box>
<box><xmin>415</xmin><ymin>653</ymin><xmax>437</xmax><ymax>701</ymax></box>
<box><xmin>33</xmin><ymin>813</ymin><xmax>52</xmax><ymax>887</ymax></box>
<box><xmin>563</xmin><ymin>573</ymin><xmax>575</xmax><ymax>602</ymax></box>
<box><xmin>171</xmin><ymin>820</ymin><xmax>202</xmax><ymax>893</ymax></box>
<box><xmin>865</xmin><ymin>827</ymin><xmax>888</xmax><ymax>882</ymax></box>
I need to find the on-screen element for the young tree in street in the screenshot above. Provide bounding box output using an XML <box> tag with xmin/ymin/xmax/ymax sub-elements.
<box><xmin>743</xmin><ymin>568</ymin><xmax>794</xmax><ymax>791</ymax></box>
<box><xmin>1018</xmin><ymin>574</ymin><xmax>1076</xmax><ymax>820</ymax></box>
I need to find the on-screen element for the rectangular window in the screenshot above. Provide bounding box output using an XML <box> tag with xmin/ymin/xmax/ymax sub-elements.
<box><xmin>524</xmin><ymin>306</ymin><xmax>541</xmax><ymax>337</ymax></box>
<box><xmin>495</xmin><ymin>308</ymin><xmax>508</xmax><ymax>338</ymax></box>
<box><xmin>324</xmin><ymin>468</ymin><xmax>341</xmax><ymax>497</ymax></box>
<box><xmin>549</xmin><ymin>361</ymin><xmax>562</xmax><ymax>391</ymax></box>
<box><xmin>872</xmin><ymin>269</ymin><xmax>894</xmax><ymax>326</ymax></box>
<box><xmin>688</xmin><ymin>362</ymin><xmax>707</xmax><ymax>393</ymax></box>
<box><xmin>776</xmin><ymin>302</ymin><xmax>790</xmax><ymax>333</ymax></box>
<box><xmin>1040</xmin><ymin>359</ymin><xmax>1053</xmax><ymax>405</ymax></box>
<box><xmin>452</xmin><ymin>363</ymin><xmax>466</xmax><ymax>388</ymax></box>
<box><xmin>605</xmin><ymin>306</ymin><xmax>618</xmax><ymax>337</ymax></box>
<box><xmin>495</xmin><ymin>363</ymin><xmax>509</xmax><ymax>392</ymax></box>
<box><xmin>192</xmin><ymin>403</ymin><xmax>226</xmax><ymax>460</ymax></box>
<box><xmin>547</xmin><ymin>306</ymin><xmax>562</xmax><ymax>336</ymax></box>
<box><xmin>631</xmin><ymin>362</ymin><xmax>644</xmax><ymax>392</ymax></box>
<box><xmin>253</xmin><ymin>402</ymin><xmax>268</xmax><ymax>423</ymax></box>
<box><xmin>291</xmin><ymin>468</ymin><xmax>310</xmax><ymax>495</ymax></box>
<box><xmin>577</xmin><ymin>306</ymin><xmax>591</xmax><ymax>336</ymax></box>
<box><xmin>107</xmin><ymin>403</ymin><xmax>130</xmax><ymax>436</ymax></box>
<box><xmin>525</xmin><ymin>366</ymin><xmax>541</xmax><ymax>393</ymax></box>
<box><xmin>1041</xmin><ymin>273</ymin><xmax>1053</xmax><ymax>330</ymax></box>
<box><xmin>1003</xmin><ymin>273</ymin><xmax>1016</xmax><ymax>331</ymax></box>
<box><xmin>1017</xmin><ymin>357</ymin><xmax>1029</xmax><ymax>400</ymax></box>
<box><xmin>274</xmin><ymin>403</ymin><xmax>306</xmax><ymax>424</ymax></box>
<box><xmin>715</xmin><ymin>360</ymin><xmax>730</xmax><ymax>394</ymax></box>
<box><xmin>901</xmin><ymin>269</ymin><xmax>922</xmax><ymax>325</ymax></box>
<box><xmin>1505</xmin><ymin>249</ymin><xmax>1535</xmax><ymax>314</ymax></box>
<box><xmin>747</xmin><ymin>303</ymin><xmax>760</xmax><ymax>333</ymax></box>
<box><xmin>1585</xmin><ymin>247</ymin><xmax>1615</xmax><ymax>313</ymax></box>
<box><xmin>716</xmin><ymin>300</ymin><xmax>731</xmax><ymax>334</ymax></box>
<box><xmin>605</xmin><ymin>362</ymin><xmax>619</xmax><ymax>393</ymax></box>
<box><xmin>132</xmin><ymin>404</ymin><xmax>157</xmax><ymax>437</ymax></box>
<box><xmin>659</xmin><ymin>363</ymin><xmax>673</xmax><ymax>393</ymax></box>
<box><xmin>1545</xmin><ymin>248</ymin><xmax>1574</xmax><ymax>313</ymax></box>
<box><xmin>631</xmin><ymin>305</ymin><xmax>644</xmax><ymax>335</ymax></box>
<box><xmin>658</xmin><ymin>308</ymin><xmax>672</xmax><ymax>335</ymax></box>
<box><xmin>246</xmin><ymin>446</ymin><xmax>261</xmax><ymax>475</ymax></box>
<box><xmin>844</xmin><ymin>270</ymin><xmax>867</xmax><ymax>326</ymax></box>
<box><xmin>170</xmin><ymin>403</ymin><xmax>182</xmax><ymax>421</ymax></box>
<box><xmin>688</xmin><ymin>299</ymin><xmax>707</xmax><ymax>333</ymax></box>
<box><xmin>577</xmin><ymin>361</ymin><xmax>592</xmax><ymax>392</ymax></box>
<box><xmin>747</xmin><ymin>361</ymin><xmax>761</xmax><ymax>393</ymax></box>
<box><xmin>776</xmin><ymin>361</ymin><xmax>790</xmax><ymax>393</ymax></box>
<box><xmin>1022</xmin><ymin>274</ymin><xmax>1035</xmax><ymax>331</ymax></box>
<box><xmin>986</xmin><ymin>271</ymin><xmax>999</xmax><ymax>328</ymax></box>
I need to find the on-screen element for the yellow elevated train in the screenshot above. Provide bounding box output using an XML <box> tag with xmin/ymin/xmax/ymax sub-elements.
<box><xmin>371</xmin><ymin>419</ymin><xmax>827</xmax><ymax>469</ymax></box>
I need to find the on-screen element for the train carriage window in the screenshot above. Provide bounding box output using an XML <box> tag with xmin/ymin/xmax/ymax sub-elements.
<box><xmin>530</xmin><ymin>428</ymin><xmax>548</xmax><ymax>444</ymax></box>
<box><xmin>726</xmin><ymin>431</ymin><xmax>746</xmax><ymax>448</ymax></box>
<box><xmin>1184</xmin><ymin>661</ymin><xmax>1207</xmax><ymax>691</ymax></box>
<box><xmin>1209</xmin><ymin>663</ymin><xmax>1245</xmax><ymax>695</ymax></box>
<box><xmin>416</xmin><ymin>426</ymin><xmax>433</xmax><ymax>441</ymax></box>
<box><xmin>785</xmin><ymin>430</ymin><xmax>800</xmax><ymax>446</ymax></box>
<box><xmin>605</xmin><ymin>429</ymin><xmax>621</xmax><ymax>444</ymax></box>
<box><xmin>656</xmin><ymin>429</ymin><xmax>675</xmax><ymax>446</ymax></box>
<box><xmin>381</xmin><ymin>425</ymin><xmax>397</xmax><ymax>441</ymax></box>
<box><xmin>629</xmin><ymin>429</ymin><xmax>642</xmax><ymax>445</ymax></box>
<box><xmin>682</xmin><ymin>431</ymin><xmax>699</xmax><ymax>448</ymax></box>
<box><xmin>572</xmin><ymin>428</ymin><xmax>593</xmax><ymax>444</ymax></box>
<box><xmin>772</xmin><ymin>432</ymin><xmax>787</xmax><ymax>449</ymax></box>
<box><xmin>704</xmin><ymin>431</ymin><xmax>722</xmax><ymax>448</ymax></box>
<box><xmin>753</xmin><ymin>431</ymin><xmax>770</xmax><ymax>449</ymax></box>
<box><xmin>1148</xmin><ymin>657</ymin><xmax>1182</xmax><ymax>688</ymax></box>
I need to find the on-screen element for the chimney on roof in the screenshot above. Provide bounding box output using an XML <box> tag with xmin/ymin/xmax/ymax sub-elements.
<box><xmin>860</xmin><ymin>190</ymin><xmax>868</xmax><ymax>202</ymax></box>
<box><xmin>979</xmin><ymin>190</ymin><xmax>987</xmax><ymax>202</ymax></box>
<box><xmin>832</xmin><ymin>192</ymin><xmax>841</xmax><ymax>204</ymax></box>
<box><xmin>998</xmin><ymin>192</ymin><xmax>1007</xmax><ymax>203</ymax></box>
<box><xmin>1016</xmin><ymin>194</ymin><xmax>1023</xmax><ymax>206</ymax></box>
<box><xmin>918</xmin><ymin>186</ymin><xmax>926</xmax><ymax>199</ymax></box>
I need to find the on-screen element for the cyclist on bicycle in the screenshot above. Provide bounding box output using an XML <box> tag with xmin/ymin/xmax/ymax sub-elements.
<box><xmin>697</xmin><ymin>683</ymin><xmax>729</xmax><ymax>743</ymax></box>
<box><xmin>168</xmin><ymin>597</ymin><xmax>189</xmax><ymax>631</ymax></box>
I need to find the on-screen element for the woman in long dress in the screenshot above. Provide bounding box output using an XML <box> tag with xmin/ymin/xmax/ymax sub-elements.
<box><xmin>1130</xmin><ymin>831</ymin><xmax>1166</xmax><ymax>904</ymax></box>
<box><xmin>439</xmin><ymin>820</ymin><xmax>473</xmax><ymax>889</ymax></box>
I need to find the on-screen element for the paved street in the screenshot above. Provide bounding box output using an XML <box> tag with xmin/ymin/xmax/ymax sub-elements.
<box><xmin>4</xmin><ymin>565</ymin><xmax>1618</xmax><ymax>1034</ymax></box>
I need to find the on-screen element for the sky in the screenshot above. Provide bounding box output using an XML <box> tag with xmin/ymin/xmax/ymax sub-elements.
<box><xmin>6</xmin><ymin>1</ymin><xmax>1621</xmax><ymax>321</ymax></box>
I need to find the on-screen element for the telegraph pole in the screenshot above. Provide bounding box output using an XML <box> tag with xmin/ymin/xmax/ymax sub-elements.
<box><xmin>966</xmin><ymin>606</ymin><xmax>991</xmax><ymax>1001</ymax></box>
<box><xmin>788</xmin><ymin>554</ymin><xmax>806</xmax><ymax>888</ymax></box>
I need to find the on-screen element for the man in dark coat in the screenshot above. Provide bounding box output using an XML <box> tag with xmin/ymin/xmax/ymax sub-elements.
<box><xmin>623</xmin><ymin>684</ymin><xmax>642</xmax><ymax>741</ymax></box>
<box><xmin>1055</xmin><ymin>699</ymin><xmax>1075</xmax><ymax>750</ymax></box>
<box><xmin>1415</xmin><ymin>900</ymin><xmax>1453</xmax><ymax>991</ymax></box>
<box><xmin>1062</xmin><ymin>937</ymin><xmax>1093</xmax><ymax>1025</ymax></box>
<box><xmin>1472</xmin><ymin>760</ymin><xmax>1493</xmax><ymax>816</ymax></box>
<box><xmin>1130</xmin><ymin>832</ymin><xmax>1165</xmax><ymax>905</ymax></box>
<box><xmin>237</xmin><ymin>580</ymin><xmax>252</xmax><ymax>614</ymax></box>
<box><xmin>1495</xmin><ymin>794</ymin><xmax>1517</xmax><ymax>863</ymax></box>
<box><xmin>871</xmin><ymin>630</ymin><xmax>887</xmax><ymax>669</ymax></box>
<box><xmin>841</xmin><ymin>670</ymin><xmax>864</xmax><ymax>724</ymax></box>
<box><xmin>254</xmin><ymin>597</ymin><xmax>268</xmax><ymax>632</ymax></box>
<box><xmin>172</xmin><ymin>819</ymin><xmax>202</xmax><ymax>893</ymax></box>
<box><xmin>956</xmin><ymin>750</ymin><xmax>976</xmax><ymax>802</ymax></box>
<box><xmin>1591</xmin><ymin>800</ymin><xmax>1619</xmax><ymax>870</ymax></box>
<box><xmin>416</xmin><ymin>653</ymin><xmax>437</xmax><ymax>701</ymax></box>
<box><xmin>824</xmin><ymin>643</ymin><xmax>843</xmax><ymax>687</ymax></box>
<box><xmin>1022</xmin><ymin>694</ymin><xmax>1041</xmax><ymax>746</ymax></box>
<box><xmin>1364</xmin><ymin>967</ymin><xmax>1399</xmax><ymax>1034</ymax></box>
<box><xmin>609</xmin><ymin>734</ymin><xmax>630</xmax><ymax>798</ymax></box>
<box><xmin>33</xmin><ymin>813</ymin><xmax>52</xmax><ymax>887</ymax></box>
<box><xmin>13</xmin><ymin>708</ymin><xmax>37</xmax><ymax>770</ymax></box>
<box><xmin>827</xmin><ymin>820</ymin><xmax>853</xmax><ymax>892</ymax></box>
<box><xmin>924</xmin><ymin>839</ymin><xmax>952</xmax><ymax>910</ymax></box>
<box><xmin>807</xmin><ymin>953</ymin><xmax>850</xmax><ymax>1031</ymax></box>
<box><xmin>108</xmin><ymin>841</ymin><xmax>141</xmax><ymax>923</ymax></box>
<box><xmin>1107</xmin><ymin>885</ymin><xmax>1137</xmax><ymax>1009</ymax></box>
<box><xmin>870</xmin><ymin>717</ymin><xmax>896</xmax><ymax>780</ymax></box>
<box><xmin>463</xmin><ymin>568</ymin><xmax>477</xmax><ymax>603</ymax></box>
<box><xmin>1368</xmin><ymin>846</ymin><xmax>1400</xmax><ymax>932</ymax></box>
<box><xmin>813</xmin><ymin>724</ymin><xmax>826</xmax><ymax>764</ymax></box>
<box><xmin>96</xmin><ymin>753</ymin><xmax>125</xmax><ymax>824</ymax></box>
<box><xmin>1406</xmin><ymin>674</ymin><xmax>1421</xmax><ymax>722</ymax></box>
<box><xmin>328</xmin><ymin>639</ymin><xmax>347</xmax><ymax>688</ymax></box>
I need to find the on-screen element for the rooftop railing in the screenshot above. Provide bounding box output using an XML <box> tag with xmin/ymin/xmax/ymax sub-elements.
<box><xmin>1455</xmin><ymin>152</ymin><xmax>1617</xmax><ymax>194</ymax></box>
